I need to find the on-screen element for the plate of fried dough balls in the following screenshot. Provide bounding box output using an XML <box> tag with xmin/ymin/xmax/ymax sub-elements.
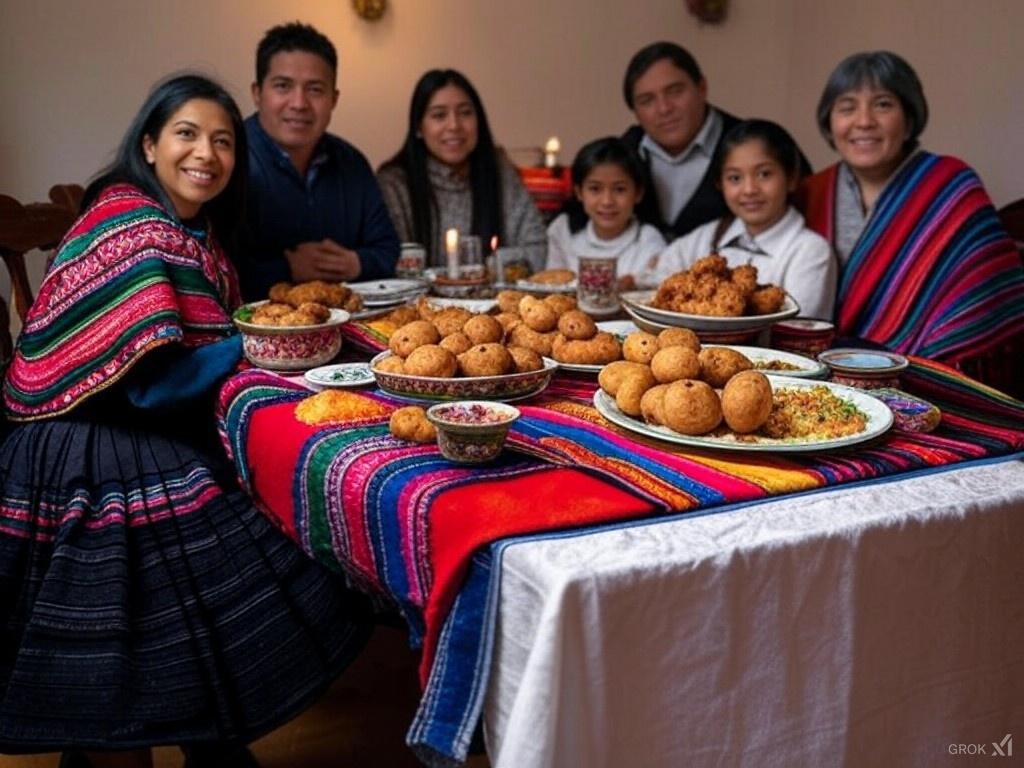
<box><xmin>369</xmin><ymin>292</ymin><xmax>567</xmax><ymax>401</ymax></box>
<box><xmin>593</xmin><ymin>328</ymin><xmax>887</xmax><ymax>452</ymax></box>
<box><xmin>620</xmin><ymin>255</ymin><xmax>799</xmax><ymax>332</ymax></box>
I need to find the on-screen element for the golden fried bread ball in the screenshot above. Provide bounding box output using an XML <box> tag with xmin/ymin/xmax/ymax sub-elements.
<box><xmin>389</xmin><ymin>406</ymin><xmax>437</xmax><ymax>443</ymax></box>
<box><xmin>598</xmin><ymin>360</ymin><xmax>651</xmax><ymax>396</ymax></box>
<box><xmin>615</xmin><ymin>367</ymin><xmax>656</xmax><ymax>417</ymax></box>
<box><xmin>543</xmin><ymin>294</ymin><xmax>577</xmax><ymax>315</ymax></box>
<box><xmin>374</xmin><ymin>355</ymin><xmax>406</xmax><ymax>374</ymax></box>
<box><xmin>519</xmin><ymin>295</ymin><xmax>559</xmax><ymax>332</ymax></box>
<box><xmin>439</xmin><ymin>332</ymin><xmax>473</xmax><ymax>356</ymax></box>
<box><xmin>650</xmin><ymin>346</ymin><xmax>701</xmax><ymax>383</ymax></box>
<box><xmin>657</xmin><ymin>327</ymin><xmax>701</xmax><ymax>353</ymax></box>
<box><xmin>494</xmin><ymin>312</ymin><xmax>520</xmax><ymax>333</ymax></box>
<box><xmin>389</xmin><ymin>320</ymin><xmax>440</xmax><ymax>358</ymax></box>
<box><xmin>640</xmin><ymin>383</ymin><xmax>671</xmax><ymax>425</ymax></box>
<box><xmin>463</xmin><ymin>314</ymin><xmax>505</xmax><ymax>345</ymax></box>
<box><xmin>529</xmin><ymin>268</ymin><xmax>575</xmax><ymax>284</ymax></box>
<box><xmin>508</xmin><ymin>345</ymin><xmax>544</xmax><ymax>373</ymax></box>
<box><xmin>268</xmin><ymin>282</ymin><xmax>293</xmax><ymax>303</ymax></box>
<box><xmin>748</xmin><ymin>285</ymin><xmax>786</xmax><ymax>315</ymax></box>
<box><xmin>404</xmin><ymin>344</ymin><xmax>458</xmax><ymax>378</ymax></box>
<box><xmin>721</xmin><ymin>370</ymin><xmax>773</xmax><ymax>434</ymax></box>
<box><xmin>385</xmin><ymin>304</ymin><xmax>420</xmax><ymax>326</ymax></box>
<box><xmin>622</xmin><ymin>331</ymin><xmax>659</xmax><ymax>364</ymax></box>
<box><xmin>663</xmin><ymin>379</ymin><xmax>723</xmax><ymax>435</ymax></box>
<box><xmin>286</xmin><ymin>280</ymin><xmax>345</xmax><ymax>308</ymax></box>
<box><xmin>432</xmin><ymin>307</ymin><xmax>474</xmax><ymax>337</ymax></box>
<box><xmin>508</xmin><ymin>323</ymin><xmax>556</xmax><ymax>357</ymax></box>
<box><xmin>557</xmin><ymin>310</ymin><xmax>597</xmax><ymax>340</ymax></box>
<box><xmin>497</xmin><ymin>290</ymin><xmax>526</xmax><ymax>315</ymax></box>
<box><xmin>458</xmin><ymin>343</ymin><xmax>515</xmax><ymax>377</ymax></box>
<box><xmin>552</xmin><ymin>332</ymin><xmax>622</xmax><ymax>365</ymax></box>
<box><xmin>416</xmin><ymin>296</ymin><xmax>438</xmax><ymax>320</ymax></box>
<box><xmin>698</xmin><ymin>347</ymin><xmax>753</xmax><ymax>388</ymax></box>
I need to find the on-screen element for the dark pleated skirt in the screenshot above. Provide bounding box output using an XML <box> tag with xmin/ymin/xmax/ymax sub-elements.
<box><xmin>0</xmin><ymin>417</ymin><xmax>373</xmax><ymax>751</ymax></box>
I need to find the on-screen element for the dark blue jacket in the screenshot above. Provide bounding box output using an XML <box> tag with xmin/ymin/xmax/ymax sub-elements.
<box><xmin>237</xmin><ymin>115</ymin><xmax>400</xmax><ymax>300</ymax></box>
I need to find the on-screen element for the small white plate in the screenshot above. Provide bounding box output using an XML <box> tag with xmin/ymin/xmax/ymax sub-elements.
<box><xmin>516</xmin><ymin>279</ymin><xmax>577</xmax><ymax>294</ymax></box>
<box><xmin>596</xmin><ymin>320</ymin><xmax>640</xmax><ymax>340</ymax></box>
<box><xmin>304</xmin><ymin>363</ymin><xmax>376</xmax><ymax>388</ymax></box>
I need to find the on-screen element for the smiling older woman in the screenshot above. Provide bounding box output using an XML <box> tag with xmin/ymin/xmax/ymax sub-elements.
<box><xmin>799</xmin><ymin>51</ymin><xmax>1024</xmax><ymax>393</ymax></box>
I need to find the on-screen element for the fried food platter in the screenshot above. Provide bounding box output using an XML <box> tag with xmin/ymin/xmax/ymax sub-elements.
<box><xmin>370</xmin><ymin>351</ymin><xmax>558</xmax><ymax>402</ymax></box>
<box><xmin>593</xmin><ymin>375</ymin><xmax>892</xmax><ymax>453</ymax></box>
<box><xmin>620</xmin><ymin>290</ymin><xmax>799</xmax><ymax>332</ymax></box>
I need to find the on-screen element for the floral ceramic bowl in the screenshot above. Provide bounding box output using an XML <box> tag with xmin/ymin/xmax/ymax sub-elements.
<box><xmin>233</xmin><ymin>302</ymin><xmax>350</xmax><ymax>371</ymax></box>
<box><xmin>817</xmin><ymin>348</ymin><xmax>909</xmax><ymax>389</ymax></box>
<box><xmin>426</xmin><ymin>401</ymin><xmax>521</xmax><ymax>463</ymax></box>
<box><xmin>770</xmin><ymin>318</ymin><xmax>836</xmax><ymax>357</ymax></box>
<box><xmin>369</xmin><ymin>352</ymin><xmax>557</xmax><ymax>401</ymax></box>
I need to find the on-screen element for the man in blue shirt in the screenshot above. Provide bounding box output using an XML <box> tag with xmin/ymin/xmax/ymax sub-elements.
<box><xmin>238</xmin><ymin>22</ymin><xmax>399</xmax><ymax>300</ymax></box>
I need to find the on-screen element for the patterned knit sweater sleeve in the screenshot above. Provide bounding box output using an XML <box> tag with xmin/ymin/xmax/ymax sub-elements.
<box><xmin>376</xmin><ymin>164</ymin><xmax>416</xmax><ymax>244</ymax></box>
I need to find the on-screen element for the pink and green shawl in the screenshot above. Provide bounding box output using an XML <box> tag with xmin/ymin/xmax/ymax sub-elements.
<box><xmin>801</xmin><ymin>153</ymin><xmax>1024</xmax><ymax>364</ymax></box>
<box><xmin>4</xmin><ymin>183</ymin><xmax>240</xmax><ymax>420</ymax></box>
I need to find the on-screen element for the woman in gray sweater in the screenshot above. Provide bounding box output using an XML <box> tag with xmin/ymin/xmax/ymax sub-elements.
<box><xmin>377</xmin><ymin>69</ymin><xmax>546</xmax><ymax>271</ymax></box>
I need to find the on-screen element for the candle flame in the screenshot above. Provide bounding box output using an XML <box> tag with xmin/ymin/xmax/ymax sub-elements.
<box><xmin>490</xmin><ymin>235</ymin><xmax>499</xmax><ymax>252</ymax></box>
<box><xmin>544</xmin><ymin>136</ymin><xmax>561</xmax><ymax>154</ymax></box>
<box><xmin>445</xmin><ymin>228</ymin><xmax>459</xmax><ymax>254</ymax></box>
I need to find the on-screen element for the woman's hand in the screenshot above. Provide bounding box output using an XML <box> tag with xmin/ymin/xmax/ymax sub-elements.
<box><xmin>285</xmin><ymin>239</ymin><xmax>362</xmax><ymax>282</ymax></box>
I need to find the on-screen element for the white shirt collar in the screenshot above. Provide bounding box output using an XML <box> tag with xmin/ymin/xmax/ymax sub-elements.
<box><xmin>718</xmin><ymin>207</ymin><xmax>804</xmax><ymax>258</ymax></box>
<box><xmin>583</xmin><ymin>218</ymin><xmax>641</xmax><ymax>253</ymax></box>
<box><xmin>640</xmin><ymin>107</ymin><xmax>722</xmax><ymax>165</ymax></box>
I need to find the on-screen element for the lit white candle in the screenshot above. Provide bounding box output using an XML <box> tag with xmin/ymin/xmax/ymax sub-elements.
<box><xmin>445</xmin><ymin>227</ymin><xmax>459</xmax><ymax>279</ymax></box>
<box><xmin>543</xmin><ymin>136</ymin><xmax>561</xmax><ymax>168</ymax></box>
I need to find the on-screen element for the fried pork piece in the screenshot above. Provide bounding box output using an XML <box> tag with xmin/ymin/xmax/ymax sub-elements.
<box><xmin>342</xmin><ymin>291</ymin><xmax>364</xmax><ymax>313</ymax></box>
<box><xmin>730</xmin><ymin>264</ymin><xmax>758</xmax><ymax>296</ymax></box>
<box><xmin>385</xmin><ymin>305</ymin><xmax>420</xmax><ymax>326</ymax></box>
<box><xmin>690</xmin><ymin>254</ymin><xmax>729</xmax><ymax>277</ymax></box>
<box><xmin>285</xmin><ymin>280</ymin><xmax>347</xmax><ymax>308</ymax></box>
<box><xmin>748</xmin><ymin>285</ymin><xmax>786</xmax><ymax>315</ymax></box>
<box><xmin>269</xmin><ymin>282</ymin><xmax>293</xmax><ymax>303</ymax></box>
<box><xmin>250</xmin><ymin>302</ymin><xmax>293</xmax><ymax>325</ymax></box>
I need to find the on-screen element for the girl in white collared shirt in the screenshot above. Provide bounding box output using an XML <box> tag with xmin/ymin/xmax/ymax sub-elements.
<box><xmin>547</xmin><ymin>137</ymin><xmax>665</xmax><ymax>289</ymax></box>
<box><xmin>657</xmin><ymin>120</ymin><xmax>837</xmax><ymax>319</ymax></box>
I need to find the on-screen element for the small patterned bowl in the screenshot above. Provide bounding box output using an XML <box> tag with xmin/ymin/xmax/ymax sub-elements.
<box><xmin>426</xmin><ymin>401</ymin><xmax>521</xmax><ymax>463</ymax></box>
<box><xmin>770</xmin><ymin>319</ymin><xmax>836</xmax><ymax>357</ymax></box>
<box><xmin>818</xmin><ymin>348</ymin><xmax>909</xmax><ymax>390</ymax></box>
<box><xmin>370</xmin><ymin>352</ymin><xmax>557</xmax><ymax>401</ymax></box>
<box><xmin>233</xmin><ymin>302</ymin><xmax>349</xmax><ymax>371</ymax></box>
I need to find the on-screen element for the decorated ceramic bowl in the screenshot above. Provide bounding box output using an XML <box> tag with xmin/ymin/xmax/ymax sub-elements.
<box><xmin>426</xmin><ymin>401</ymin><xmax>521</xmax><ymax>463</ymax></box>
<box><xmin>818</xmin><ymin>348</ymin><xmax>909</xmax><ymax>389</ymax></box>
<box><xmin>770</xmin><ymin>318</ymin><xmax>836</xmax><ymax>357</ymax></box>
<box><xmin>233</xmin><ymin>302</ymin><xmax>349</xmax><ymax>371</ymax></box>
<box><xmin>370</xmin><ymin>352</ymin><xmax>556</xmax><ymax>401</ymax></box>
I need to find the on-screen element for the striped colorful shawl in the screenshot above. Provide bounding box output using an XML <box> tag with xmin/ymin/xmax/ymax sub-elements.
<box><xmin>801</xmin><ymin>153</ymin><xmax>1024</xmax><ymax>363</ymax></box>
<box><xmin>4</xmin><ymin>184</ymin><xmax>240</xmax><ymax>420</ymax></box>
<box><xmin>217</xmin><ymin>361</ymin><xmax>1023</xmax><ymax>764</ymax></box>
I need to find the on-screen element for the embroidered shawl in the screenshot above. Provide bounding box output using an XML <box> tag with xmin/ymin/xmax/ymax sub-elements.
<box><xmin>4</xmin><ymin>184</ymin><xmax>241</xmax><ymax>420</ymax></box>
<box><xmin>801</xmin><ymin>153</ymin><xmax>1024</xmax><ymax>363</ymax></box>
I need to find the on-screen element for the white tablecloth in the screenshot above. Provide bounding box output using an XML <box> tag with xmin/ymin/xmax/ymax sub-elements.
<box><xmin>484</xmin><ymin>458</ymin><xmax>1024</xmax><ymax>767</ymax></box>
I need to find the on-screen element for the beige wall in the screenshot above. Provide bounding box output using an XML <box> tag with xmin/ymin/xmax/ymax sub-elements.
<box><xmin>2</xmin><ymin>0</ymin><xmax>1022</xmax><ymax>210</ymax></box>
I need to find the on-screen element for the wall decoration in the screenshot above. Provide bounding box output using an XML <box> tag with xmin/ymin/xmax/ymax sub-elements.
<box><xmin>353</xmin><ymin>0</ymin><xmax>387</xmax><ymax>21</ymax></box>
<box><xmin>686</xmin><ymin>0</ymin><xmax>727</xmax><ymax>24</ymax></box>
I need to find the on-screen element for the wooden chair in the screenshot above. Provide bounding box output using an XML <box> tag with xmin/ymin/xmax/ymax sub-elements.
<box><xmin>0</xmin><ymin>184</ymin><xmax>83</xmax><ymax>368</ymax></box>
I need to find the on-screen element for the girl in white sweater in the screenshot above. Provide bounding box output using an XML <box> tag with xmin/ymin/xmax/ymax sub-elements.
<box><xmin>546</xmin><ymin>137</ymin><xmax>665</xmax><ymax>289</ymax></box>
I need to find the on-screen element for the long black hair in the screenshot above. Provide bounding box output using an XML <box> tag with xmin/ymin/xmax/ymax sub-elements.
<box><xmin>82</xmin><ymin>73</ymin><xmax>248</xmax><ymax>253</ymax></box>
<box><xmin>380</xmin><ymin>69</ymin><xmax>503</xmax><ymax>256</ymax></box>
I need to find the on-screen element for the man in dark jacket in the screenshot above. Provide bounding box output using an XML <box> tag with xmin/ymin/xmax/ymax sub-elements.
<box><xmin>621</xmin><ymin>41</ymin><xmax>808</xmax><ymax>243</ymax></box>
<box><xmin>236</xmin><ymin>22</ymin><xmax>399</xmax><ymax>300</ymax></box>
